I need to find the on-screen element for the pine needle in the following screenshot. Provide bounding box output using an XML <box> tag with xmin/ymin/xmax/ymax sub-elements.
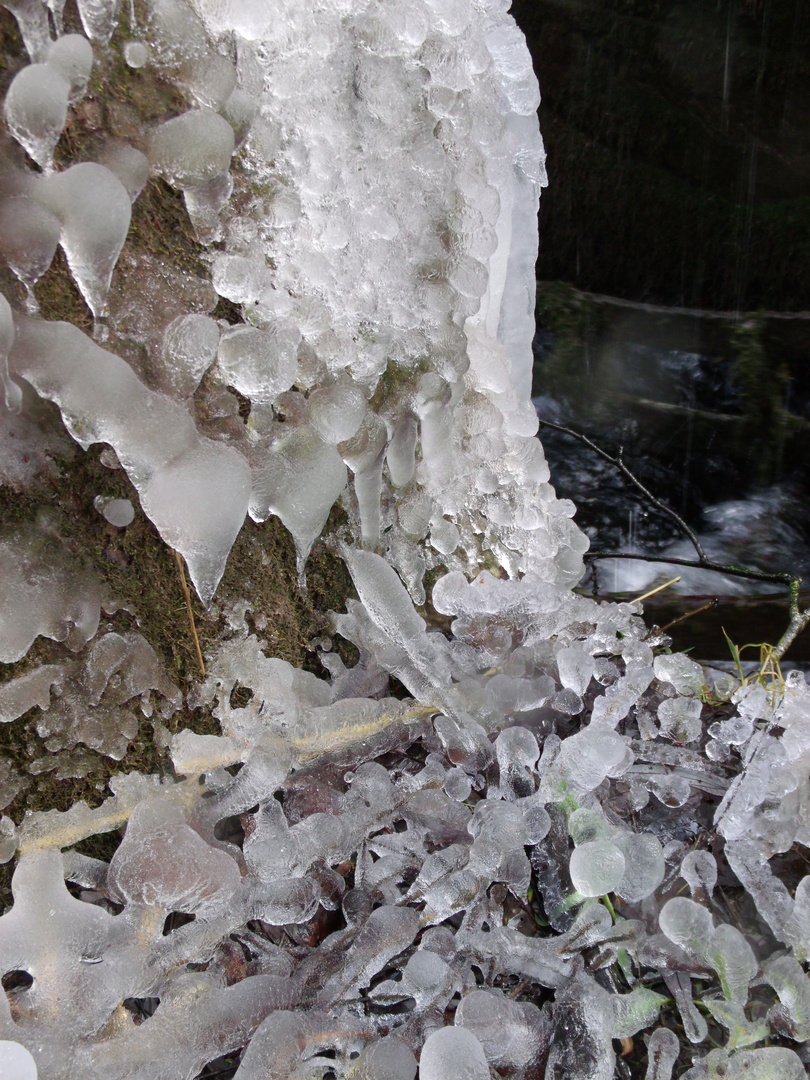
<box><xmin>174</xmin><ymin>549</ymin><xmax>205</xmax><ymax>677</ymax></box>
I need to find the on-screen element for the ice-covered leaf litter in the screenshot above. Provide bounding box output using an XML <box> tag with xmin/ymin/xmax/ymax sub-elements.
<box><xmin>0</xmin><ymin>0</ymin><xmax>808</xmax><ymax>1078</ymax></box>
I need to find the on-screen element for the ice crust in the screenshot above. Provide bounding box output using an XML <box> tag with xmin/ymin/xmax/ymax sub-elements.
<box><xmin>0</xmin><ymin>2</ymin><xmax>808</xmax><ymax>1079</ymax></box>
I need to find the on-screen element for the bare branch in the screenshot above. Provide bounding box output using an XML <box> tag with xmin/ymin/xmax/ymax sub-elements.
<box><xmin>537</xmin><ymin>417</ymin><xmax>708</xmax><ymax>559</ymax></box>
<box><xmin>773</xmin><ymin>579</ymin><xmax>810</xmax><ymax>660</ymax></box>
<box><xmin>583</xmin><ymin>550</ymin><xmax>794</xmax><ymax>588</ymax></box>
<box><xmin>537</xmin><ymin>415</ymin><xmax>810</xmax><ymax>657</ymax></box>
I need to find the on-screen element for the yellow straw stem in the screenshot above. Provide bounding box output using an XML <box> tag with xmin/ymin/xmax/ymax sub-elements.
<box><xmin>631</xmin><ymin>576</ymin><xmax>681</xmax><ymax>604</ymax></box>
<box><xmin>174</xmin><ymin>549</ymin><xmax>205</xmax><ymax>677</ymax></box>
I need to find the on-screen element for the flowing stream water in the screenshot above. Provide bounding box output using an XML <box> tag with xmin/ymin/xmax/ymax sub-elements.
<box><xmin>533</xmin><ymin>330</ymin><xmax>810</xmax><ymax>659</ymax></box>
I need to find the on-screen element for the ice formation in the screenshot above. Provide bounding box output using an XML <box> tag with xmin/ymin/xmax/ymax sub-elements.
<box><xmin>0</xmin><ymin>2</ymin><xmax>808</xmax><ymax>1079</ymax></box>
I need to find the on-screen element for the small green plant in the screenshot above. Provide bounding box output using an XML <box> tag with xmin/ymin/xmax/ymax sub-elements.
<box><xmin>699</xmin><ymin>629</ymin><xmax>786</xmax><ymax>706</ymax></box>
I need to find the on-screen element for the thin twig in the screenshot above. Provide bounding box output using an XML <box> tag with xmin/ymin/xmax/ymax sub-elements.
<box><xmin>659</xmin><ymin>598</ymin><xmax>719</xmax><ymax>633</ymax></box>
<box><xmin>537</xmin><ymin>416</ymin><xmax>810</xmax><ymax>658</ymax></box>
<box><xmin>585</xmin><ymin>550</ymin><xmax>793</xmax><ymax>587</ymax></box>
<box><xmin>537</xmin><ymin>417</ymin><xmax>708</xmax><ymax>558</ymax></box>
<box><xmin>174</xmin><ymin>549</ymin><xmax>205</xmax><ymax>677</ymax></box>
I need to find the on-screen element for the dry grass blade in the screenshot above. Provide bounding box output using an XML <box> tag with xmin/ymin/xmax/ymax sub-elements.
<box><xmin>174</xmin><ymin>549</ymin><xmax>205</xmax><ymax>677</ymax></box>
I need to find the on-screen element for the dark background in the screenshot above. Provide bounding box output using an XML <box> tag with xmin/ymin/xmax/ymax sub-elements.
<box><xmin>511</xmin><ymin>0</ymin><xmax>810</xmax><ymax>312</ymax></box>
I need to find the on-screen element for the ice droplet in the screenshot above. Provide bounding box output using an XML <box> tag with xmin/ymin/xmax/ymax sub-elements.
<box><xmin>570</xmin><ymin>839</ymin><xmax>626</xmax><ymax>898</ymax></box>
<box><xmin>45</xmin><ymin>34</ymin><xmax>93</xmax><ymax>103</ymax></box>
<box><xmin>0</xmin><ymin>1042</ymin><xmax>37</xmax><ymax>1080</ymax></box>
<box><xmin>705</xmin><ymin>921</ymin><xmax>756</xmax><ymax>1004</ymax></box>
<box><xmin>94</xmin><ymin>496</ymin><xmax>135</xmax><ymax>527</ymax></box>
<box><xmin>148</xmin><ymin>108</ymin><xmax>235</xmax><ymax>189</ymax></box>
<box><xmin>680</xmin><ymin>849</ymin><xmax>717</xmax><ymax>904</ymax></box>
<box><xmin>615</xmin><ymin>831</ymin><xmax>665</xmax><ymax>902</ymax></box>
<box><xmin>123</xmin><ymin>40</ymin><xmax>149</xmax><ymax>67</ymax></box>
<box><xmin>100</xmin><ymin>143</ymin><xmax>150</xmax><ymax>203</ymax></box>
<box><xmin>0</xmin><ymin>293</ymin><xmax>22</xmax><ymax>413</ymax></box>
<box><xmin>419</xmin><ymin>1026</ymin><xmax>490</xmax><ymax>1080</ymax></box>
<box><xmin>352</xmin><ymin>1036</ymin><xmax>417</xmax><ymax>1080</ymax></box>
<box><xmin>36</xmin><ymin>163</ymin><xmax>132</xmax><ymax>319</ymax></box>
<box><xmin>644</xmin><ymin>1027</ymin><xmax>679</xmax><ymax>1080</ymax></box>
<box><xmin>657</xmin><ymin>696</ymin><xmax>703</xmax><ymax>744</ymax></box>
<box><xmin>0</xmin><ymin>196</ymin><xmax>60</xmax><ymax>313</ymax></box>
<box><xmin>161</xmin><ymin>313</ymin><xmax>220</xmax><ymax>398</ymax></box>
<box><xmin>455</xmin><ymin>989</ymin><xmax>546</xmax><ymax>1071</ymax></box>
<box><xmin>217</xmin><ymin>322</ymin><xmax>300</xmax><ymax>403</ymax></box>
<box><xmin>3</xmin><ymin>63</ymin><xmax>69</xmax><ymax>169</ymax></box>
<box><xmin>653</xmin><ymin>652</ymin><xmax>705</xmax><ymax>696</ymax></box>
<box><xmin>659</xmin><ymin>896</ymin><xmax>713</xmax><ymax>957</ymax></box>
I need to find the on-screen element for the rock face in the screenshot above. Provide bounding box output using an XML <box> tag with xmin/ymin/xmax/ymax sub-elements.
<box><xmin>513</xmin><ymin>0</ymin><xmax>810</xmax><ymax>310</ymax></box>
<box><xmin>0</xmin><ymin>4</ymin><xmax>809</xmax><ymax>1080</ymax></box>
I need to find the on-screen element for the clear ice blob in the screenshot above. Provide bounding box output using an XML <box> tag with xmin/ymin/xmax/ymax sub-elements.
<box><xmin>680</xmin><ymin>849</ymin><xmax>717</xmax><ymax>904</ymax></box>
<box><xmin>161</xmin><ymin>313</ymin><xmax>220</xmax><ymax>398</ymax></box>
<box><xmin>94</xmin><ymin>495</ymin><xmax>135</xmax><ymax>527</ymax></box>
<box><xmin>644</xmin><ymin>1027</ymin><xmax>679</xmax><ymax>1080</ymax></box>
<box><xmin>615</xmin><ymin>831</ymin><xmax>665</xmax><ymax>902</ymax></box>
<box><xmin>557</xmin><ymin>642</ymin><xmax>595</xmax><ymax>696</ymax></box>
<box><xmin>123</xmin><ymin>40</ymin><xmax>149</xmax><ymax>67</ymax></box>
<box><xmin>217</xmin><ymin>322</ymin><xmax>300</xmax><ymax>403</ymax></box>
<box><xmin>569</xmin><ymin>839</ymin><xmax>626</xmax><ymax>898</ymax></box>
<box><xmin>3</xmin><ymin>62</ymin><xmax>69</xmax><ymax>170</ymax></box>
<box><xmin>653</xmin><ymin>652</ymin><xmax>705</xmax><ymax>696</ymax></box>
<box><xmin>680</xmin><ymin>1046</ymin><xmax>805</xmax><ymax>1080</ymax></box>
<box><xmin>100</xmin><ymin>143</ymin><xmax>150</xmax><ymax>202</ymax></box>
<box><xmin>763</xmin><ymin>954</ymin><xmax>810</xmax><ymax>1041</ymax></box>
<box><xmin>455</xmin><ymin>989</ymin><xmax>545</xmax><ymax>1072</ymax></box>
<box><xmin>75</xmin><ymin>0</ymin><xmax>121</xmax><ymax>43</ymax></box>
<box><xmin>705</xmin><ymin>922</ymin><xmax>757</xmax><ymax>1005</ymax></box>
<box><xmin>148</xmin><ymin>107</ymin><xmax>235</xmax><ymax>189</ymax></box>
<box><xmin>0</xmin><ymin>292</ymin><xmax>22</xmax><ymax>413</ymax></box>
<box><xmin>45</xmin><ymin>34</ymin><xmax>93</xmax><ymax>103</ymax></box>
<box><xmin>250</xmin><ymin>423</ymin><xmax>347</xmax><ymax>579</ymax></box>
<box><xmin>495</xmin><ymin>725</ymin><xmax>538</xmax><ymax>800</ymax></box>
<box><xmin>108</xmin><ymin>797</ymin><xmax>241</xmax><ymax>913</ymax></box>
<box><xmin>659</xmin><ymin>896</ymin><xmax>713</xmax><ymax>956</ymax></box>
<box><xmin>351</xmin><ymin>1036</ymin><xmax>417</xmax><ymax>1080</ymax></box>
<box><xmin>419</xmin><ymin>1026</ymin><xmax>490</xmax><ymax>1080</ymax></box>
<box><xmin>657</xmin><ymin>696</ymin><xmax>703</xmax><ymax>744</ymax></box>
<box><xmin>309</xmin><ymin>374</ymin><xmax>366</xmax><ymax>444</ymax></box>
<box><xmin>36</xmin><ymin>162</ymin><xmax>132</xmax><ymax>320</ymax></box>
<box><xmin>0</xmin><ymin>196</ymin><xmax>60</xmax><ymax>312</ymax></box>
<box><xmin>0</xmin><ymin>1041</ymin><xmax>37</xmax><ymax>1079</ymax></box>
